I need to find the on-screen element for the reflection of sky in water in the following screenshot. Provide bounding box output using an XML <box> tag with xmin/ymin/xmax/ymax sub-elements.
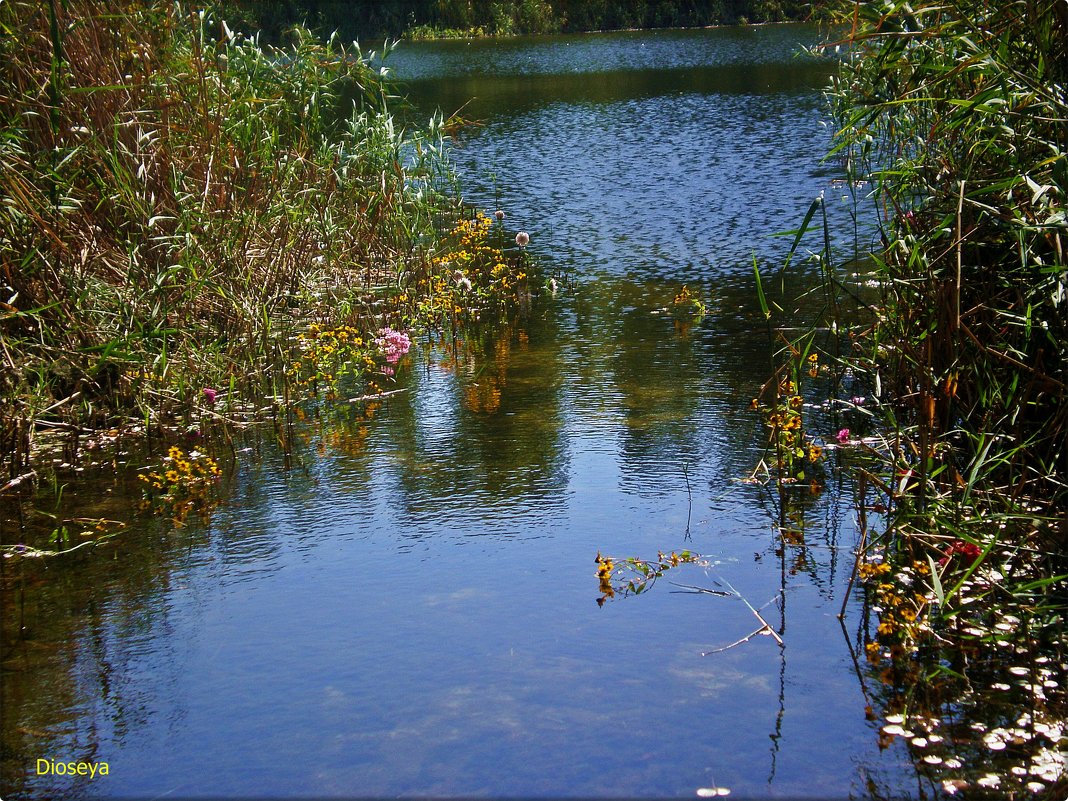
<box><xmin>390</xmin><ymin>24</ymin><xmax>862</xmax><ymax>284</ymax></box>
<box><xmin>443</xmin><ymin>90</ymin><xmax>854</xmax><ymax>283</ymax></box>
<box><xmin>3</xmin><ymin>25</ymin><xmax>916</xmax><ymax>801</ymax></box>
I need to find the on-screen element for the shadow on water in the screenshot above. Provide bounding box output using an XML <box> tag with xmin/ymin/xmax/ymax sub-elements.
<box><xmin>1</xmin><ymin>23</ymin><xmax>938</xmax><ymax>801</ymax></box>
<box><xmin>400</xmin><ymin>60</ymin><xmax>834</xmax><ymax>118</ymax></box>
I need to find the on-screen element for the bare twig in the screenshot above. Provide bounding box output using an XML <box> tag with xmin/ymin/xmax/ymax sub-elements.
<box><xmin>959</xmin><ymin>320</ymin><xmax>1066</xmax><ymax>390</ymax></box>
<box><xmin>0</xmin><ymin>471</ymin><xmax>37</xmax><ymax>494</ymax></box>
<box><xmin>2</xmin><ymin>540</ymin><xmax>99</xmax><ymax>559</ymax></box>
<box><xmin>702</xmin><ymin>626</ymin><xmax>776</xmax><ymax>656</ymax></box>
<box><xmin>669</xmin><ymin>582</ymin><xmax>732</xmax><ymax>598</ymax></box>
<box><xmin>715</xmin><ymin>574</ymin><xmax>785</xmax><ymax>646</ymax></box>
<box><xmin>347</xmin><ymin>388</ymin><xmax>408</xmax><ymax>403</ymax></box>
<box><xmin>671</xmin><ymin>579</ymin><xmax>785</xmax><ymax>647</ymax></box>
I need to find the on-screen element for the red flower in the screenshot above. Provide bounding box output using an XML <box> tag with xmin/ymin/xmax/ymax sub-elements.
<box><xmin>938</xmin><ymin>540</ymin><xmax>982</xmax><ymax>567</ymax></box>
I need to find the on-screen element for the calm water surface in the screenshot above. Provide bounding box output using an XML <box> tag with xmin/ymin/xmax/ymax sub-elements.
<box><xmin>1</xmin><ymin>25</ymin><xmax>914</xmax><ymax>800</ymax></box>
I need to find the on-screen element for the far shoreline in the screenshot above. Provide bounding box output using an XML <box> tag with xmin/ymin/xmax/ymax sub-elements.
<box><xmin>402</xmin><ymin>18</ymin><xmax>825</xmax><ymax>42</ymax></box>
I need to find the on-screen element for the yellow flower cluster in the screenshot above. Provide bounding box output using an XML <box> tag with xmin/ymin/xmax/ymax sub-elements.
<box><xmin>138</xmin><ymin>445</ymin><xmax>222</xmax><ymax>488</ymax></box>
<box><xmin>862</xmin><ymin>560</ymin><xmax>931</xmax><ymax>668</ymax></box>
<box><xmin>138</xmin><ymin>445</ymin><xmax>222</xmax><ymax>528</ymax></box>
<box><xmin>290</xmin><ymin>323</ymin><xmax>367</xmax><ymax>388</ymax></box>
<box><xmin>410</xmin><ymin>211</ymin><xmax>535</xmax><ymax>327</ymax></box>
<box><xmin>858</xmin><ymin>560</ymin><xmax>893</xmax><ymax>580</ymax></box>
<box><xmin>595</xmin><ymin>549</ymin><xmax>699</xmax><ymax>605</ymax></box>
<box><xmin>596</xmin><ymin>554</ymin><xmax>616</xmax><ymax>598</ymax></box>
<box><xmin>753</xmin><ymin>371</ymin><xmax>824</xmax><ymax>481</ymax></box>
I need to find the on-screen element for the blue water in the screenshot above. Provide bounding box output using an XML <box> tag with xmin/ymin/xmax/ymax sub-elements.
<box><xmin>2</xmin><ymin>24</ymin><xmax>915</xmax><ymax>801</ymax></box>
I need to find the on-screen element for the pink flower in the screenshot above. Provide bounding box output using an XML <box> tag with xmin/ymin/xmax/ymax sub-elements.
<box><xmin>203</xmin><ymin>387</ymin><xmax>217</xmax><ymax>406</ymax></box>
<box><xmin>835</xmin><ymin>428</ymin><xmax>850</xmax><ymax>443</ymax></box>
<box><xmin>380</xmin><ymin>365</ymin><xmax>395</xmax><ymax>377</ymax></box>
<box><xmin>494</xmin><ymin>210</ymin><xmax>505</xmax><ymax>221</ymax></box>
<box><xmin>515</xmin><ymin>231</ymin><xmax>530</xmax><ymax>248</ymax></box>
<box><xmin>375</xmin><ymin>327</ymin><xmax>411</xmax><ymax>364</ymax></box>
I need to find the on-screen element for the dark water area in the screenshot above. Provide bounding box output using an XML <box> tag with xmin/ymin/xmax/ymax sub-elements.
<box><xmin>0</xmin><ymin>24</ymin><xmax>919</xmax><ymax>801</ymax></box>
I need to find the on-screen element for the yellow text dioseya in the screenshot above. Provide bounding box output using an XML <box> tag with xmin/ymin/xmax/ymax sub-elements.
<box><xmin>36</xmin><ymin>759</ymin><xmax>109</xmax><ymax>778</ymax></box>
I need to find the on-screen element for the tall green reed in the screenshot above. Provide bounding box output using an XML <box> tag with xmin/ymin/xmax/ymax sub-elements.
<box><xmin>0</xmin><ymin>2</ymin><xmax>458</xmax><ymax>478</ymax></box>
<box><xmin>822</xmin><ymin>3</ymin><xmax>1066</xmax><ymax>793</ymax></box>
<box><xmin>825</xmin><ymin>0</ymin><xmax>1065</xmax><ymax>568</ymax></box>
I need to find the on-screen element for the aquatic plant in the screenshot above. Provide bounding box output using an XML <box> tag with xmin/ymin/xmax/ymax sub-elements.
<box><xmin>290</xmin><ymin>324</ymin><xmax>370</xmax><ymax>390</ymax></box>
<box><xmin>823</xmin><ymin>1</ymin><xmax>1067</xmax><ymax>793</ymax></box>
<box><xmin>746</xmin><ymin>332</ymin><xmax>830</xmax><ymax>489</ymax></box>
<box><xmin>0</xmin><ymin>1</ymin><xmax>457</xmax><ymax>480</ymax></box>
<box><xmin>671</xmin><ymin>285</ymin><xmax>707</xmax><ymax>318</ymax></box>
<box><xmin>594</xmin><ymin>549</ymin><xmax>700</xmax><ymax>605</ymax></box>
<box><xmin>594</xmin><ymin>549</ymin><xmax>787</xmax><ymax>657</ymax></box>
<box><xmin>375</xmin><ymin>327</ymin><xmax>413</xmax><ymax>365</ymax></box>
<box><xmin>403</xmin><ymin>210</ymin><xmax>541</xmax><ymax>331</ymax></box>
<box><xmin>138</xmin><ymin>445</ymin><xmax>222</xmax><ymax>528</ymax></box>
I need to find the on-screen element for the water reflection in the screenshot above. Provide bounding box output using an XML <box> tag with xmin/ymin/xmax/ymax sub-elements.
<box><xmin>387</xmin><ymin>25</ymin><xmax>829</xmax><ymax>81</ymax></box>
<box><xmin>390</xmin><ymin>25</ymin><xmax>852</xmax><ymax>285</ymax></box>
<box><xmin>1</xmin><ymin>24</ymin><xmax>925</xmax><ymax>801</ymax></box>
<box><xmin>402</xmin><ymin>62</ymin><xmax>832</xmax><ymax>116</ymax></box>
<box><xmin>391</xmin><ymin>326</ymin><xmax>570</xmax><ymax>533</ymax></box>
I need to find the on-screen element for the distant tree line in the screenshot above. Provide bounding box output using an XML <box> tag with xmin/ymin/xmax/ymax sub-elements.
<box><xmin>220</xmin><ymin>0</ymin><xmax>833</xmax><ymax>42</ymax></box>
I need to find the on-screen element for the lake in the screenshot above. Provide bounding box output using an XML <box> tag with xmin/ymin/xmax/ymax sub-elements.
<box><xmin>1</xmin><ymin>24</ymin><xmax>921</xmax><ymax>800</ymax></box>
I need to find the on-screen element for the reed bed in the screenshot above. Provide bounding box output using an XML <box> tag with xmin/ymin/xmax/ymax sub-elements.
<box><xmin>0</xmin><ymin>2</ymin><xmax>463</xmax><ymax>480</ymax></box>
<box><xmin>823</xmin><ymin>1</ymin><xmax>1066</xmax><ymax>794</ymax></box>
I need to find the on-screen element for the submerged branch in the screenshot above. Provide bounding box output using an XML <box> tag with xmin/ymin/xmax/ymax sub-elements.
<box><xmin>701</xmin><ymin>625</ymin><xmax>777</xmax><ymax>656</ymax></box>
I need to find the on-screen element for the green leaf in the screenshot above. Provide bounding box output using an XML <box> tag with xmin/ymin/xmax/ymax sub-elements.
<box><xmin>927</xmin><ymin>555</ymin><xmax>945</xmax><ymax>607</ymax></box>
<box><xmin>752</xmin><ymin>256</ymin><xmax>770</xmax><ymax>321</ymax></box>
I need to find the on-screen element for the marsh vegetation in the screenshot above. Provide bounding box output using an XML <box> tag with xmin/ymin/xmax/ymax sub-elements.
<box><xmin>1</xmin><ymin>3</ymin><xmax>1065</xmax><ymax>799</ymax></box>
